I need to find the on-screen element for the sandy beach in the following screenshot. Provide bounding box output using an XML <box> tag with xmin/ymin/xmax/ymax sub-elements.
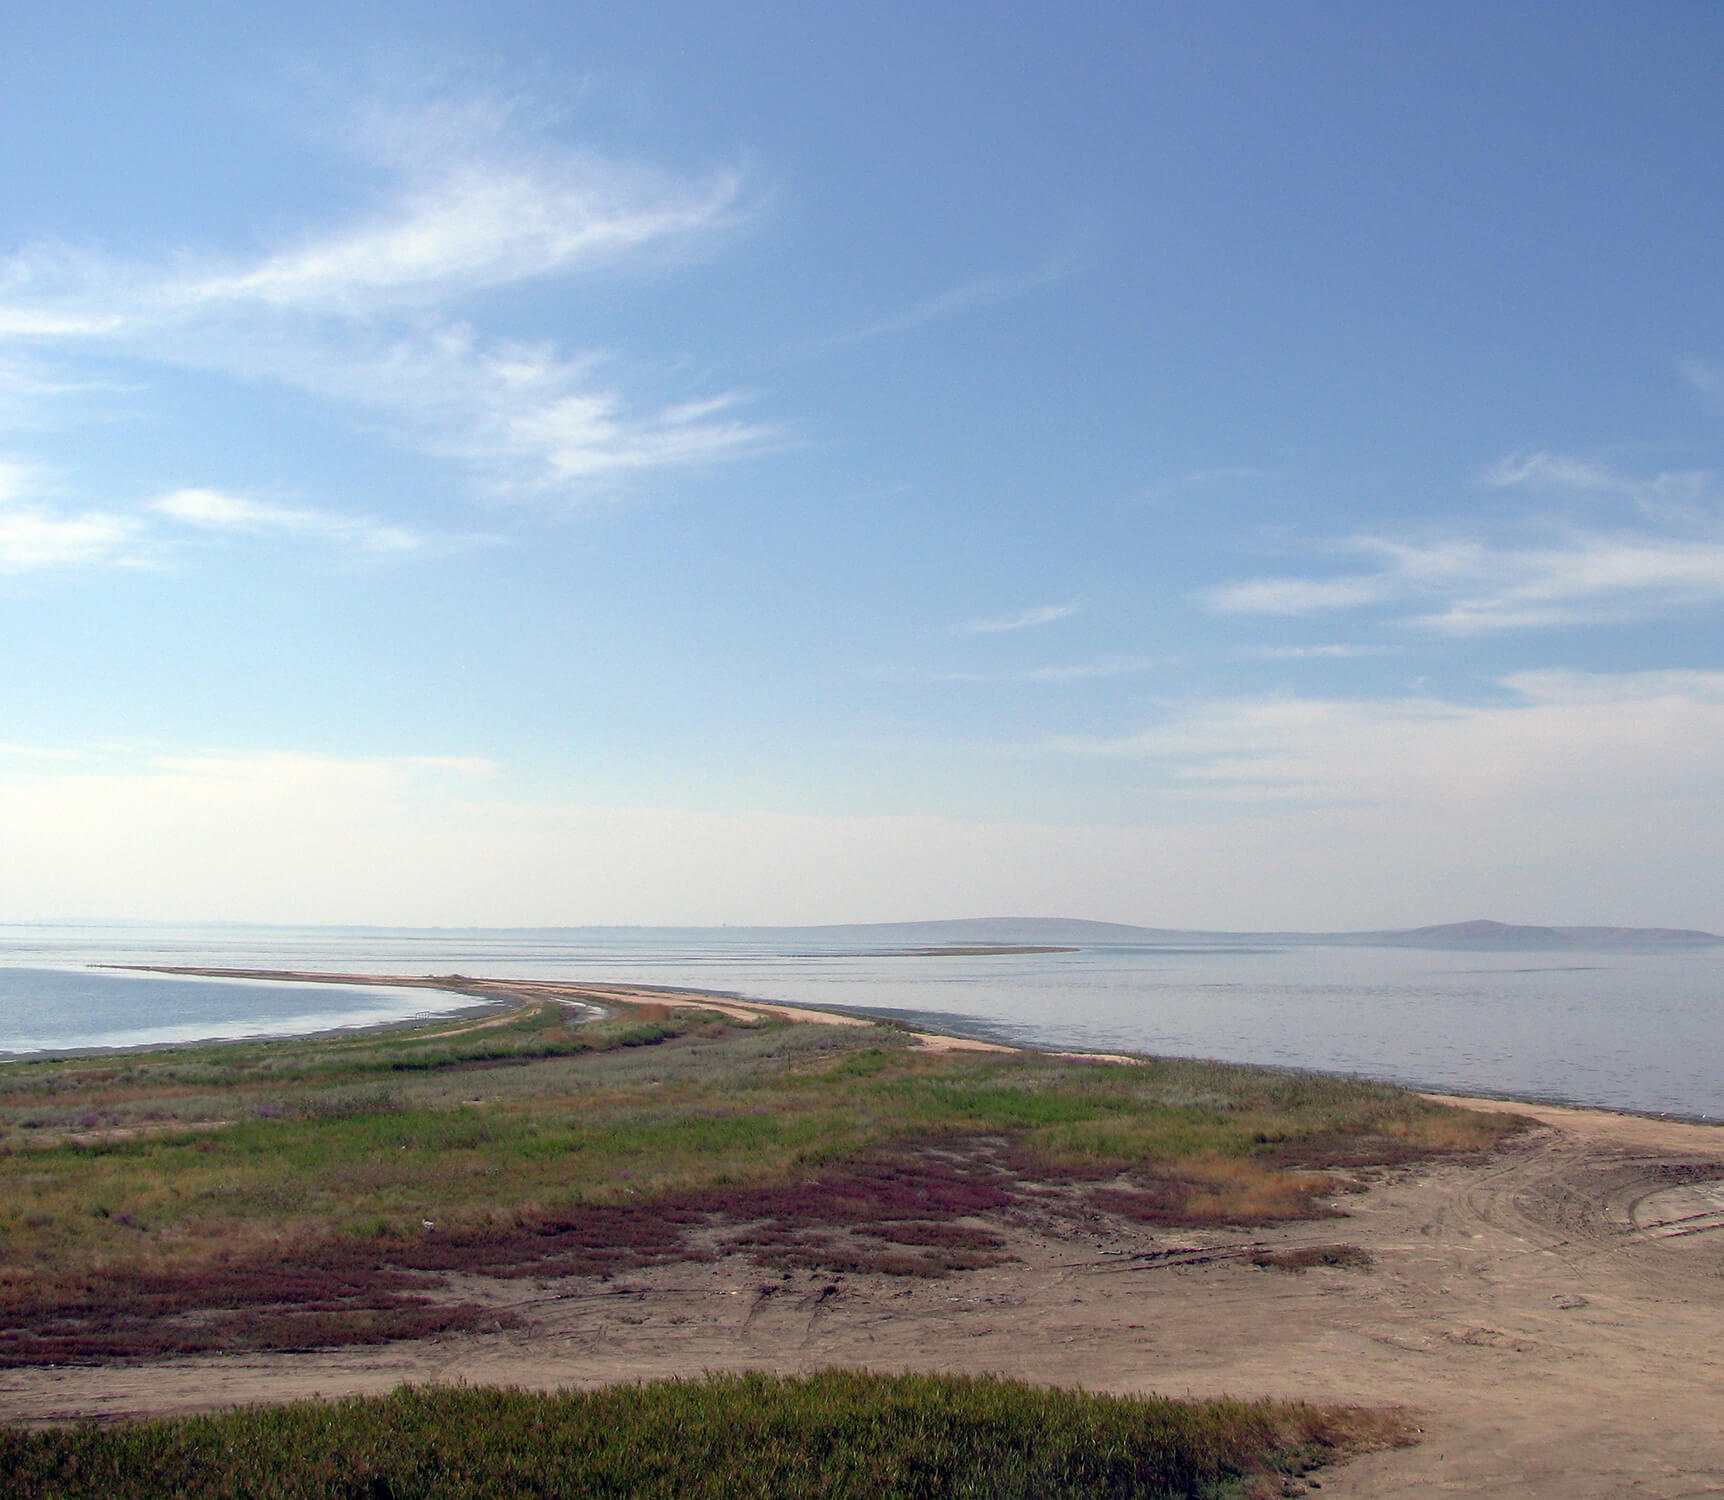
<box><xmin>4</xmin><ymin>980</ymin><xmax>1723</xmax><ymax>1496</ymax></box>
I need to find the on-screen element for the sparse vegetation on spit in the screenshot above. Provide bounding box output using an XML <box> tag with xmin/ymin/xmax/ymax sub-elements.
<box><xmin>0</xmin><ymin>983</ymin><xmax>1516</xmax><ymax>1365</ymax></box>
<box><xmin>0</xmin><ymin>978</ymin><xmax>1511</xmax><ymax>1495</ymax></box>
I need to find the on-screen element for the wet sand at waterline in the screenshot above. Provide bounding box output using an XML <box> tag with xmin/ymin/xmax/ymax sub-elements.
<box><xmin>3</xmin><ymin>983</ymin><xmax>1723</xmax><ymax>1496</ymax></box>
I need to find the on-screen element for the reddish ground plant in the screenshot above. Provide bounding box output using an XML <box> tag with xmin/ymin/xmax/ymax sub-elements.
<box><xmin>0</xmin><ymin>1131</ymin><xmax>1447</xmax><ymax>1364</ymax></box>
<box><xmin>0</xmin><ymin>1260</ymin><xmax>494</xmax><ymax>1365</ymax></box>
<box><xmin>697</xmin><ymin>1148</ymin><xmax>1018</xmax><ymax>1275</ymax></box>
<box><xmin>0</xmin><ymin>1136</ymin><xmax>1376</xmax><ymax>1363</ymax></box>
<box><xmin>0</xmin><ymin>1148</ymin><xmax>1019</xmax><ymax>1363</ymax></box>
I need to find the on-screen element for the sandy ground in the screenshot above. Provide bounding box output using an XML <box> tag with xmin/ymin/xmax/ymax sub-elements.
<box><xmin>542</xmin><ymin>980</ymin><xmax>1023</xmax><ymax>1053</ymax></box>
<box><xmin>5</xmin><ymin>988</ymin><xmax>1724</xmax><ymax>1494</ymax></box>
<box><xmin>547</xmin><ymin>980</ymin><xmax>1128</xmax><ymax>1060</ymax></box>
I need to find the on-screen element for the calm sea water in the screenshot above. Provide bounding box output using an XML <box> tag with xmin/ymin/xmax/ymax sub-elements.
<box><xmin>1</xmin><ymin>923</ymin><xmax>1720</xmax><ymax>1119</ymax></box>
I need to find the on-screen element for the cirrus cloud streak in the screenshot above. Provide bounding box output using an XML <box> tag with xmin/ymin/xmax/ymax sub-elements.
<box><xmin>0</xmin><ymin>79</ymin><xmax>771</xmax><ymax>501</ymax></box>
<box><xmin>1200</xmin><ymin>455</ymin><xmax>1724</xmax><ymax>634</ymax></box>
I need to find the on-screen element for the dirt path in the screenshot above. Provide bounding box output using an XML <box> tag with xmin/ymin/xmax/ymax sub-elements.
<box><xmin>527</xmin><ymin>980</ymin><xmax>1023</xmax><ymax>1052</ymax></box>
<box><xmin>4</xmin><ymin>1099</ymin><xmax>1722</xmax><ymax>1494</ymax></box>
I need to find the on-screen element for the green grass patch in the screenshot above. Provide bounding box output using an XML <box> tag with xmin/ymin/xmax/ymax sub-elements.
<box><xmin>0</xmin><ymin>1370</ymin><xmax>1409</xmax><ymax>1499</ymax></box>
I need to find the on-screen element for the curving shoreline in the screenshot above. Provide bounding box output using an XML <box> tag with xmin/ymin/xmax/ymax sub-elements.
<box><xmin>102</xmin><ymin>964</ymin><xmax>1724</xmax><ymax>1126</ymax></box>
<box><xmin>103</xmin><ymin>966</ymin><xmax>1120</xmax><ymax>1059</ymax></box>
<box><xmin>2</xmin><ymin>969</ymin><xmax>1723</xmax><ymax>1493</ymax></box>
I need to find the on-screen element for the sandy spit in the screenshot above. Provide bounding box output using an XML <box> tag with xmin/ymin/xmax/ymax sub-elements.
<box><xmin>5</xmin><ymin>974</ymin><xmax>1723</xmax><ymax>1497</ymax></box>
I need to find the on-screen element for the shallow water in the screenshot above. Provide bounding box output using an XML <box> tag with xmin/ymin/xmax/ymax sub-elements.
<box><xmin>0</xmin><ymin>963</ymin><xmax>480</xmax><ymax>1055</ymax></box>
<box><xmin>1</xmin><ymin>923</ymin><xmax>1719</xmax><ymax>1118</ymax></box>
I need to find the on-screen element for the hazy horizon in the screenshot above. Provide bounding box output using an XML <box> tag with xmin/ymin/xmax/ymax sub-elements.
<box><xmin>8</xmin><ymin>914</ymin><xmax>1721</xmax><ymax>948</ymax></box>
<box><xmin>5</xmin><ymin>6</ymin><xmax>1724</xmax><ymax>931</ymax></box>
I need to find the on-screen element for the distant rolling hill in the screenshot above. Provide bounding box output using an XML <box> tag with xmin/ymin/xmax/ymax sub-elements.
<box><xmin>1340</xmin><ymin>918</ymin><xmax>1724</xmax><ymax>951</ymax></box>
<box><xmin>763</xmin><ymin>916</ymin><xmax>1724</xmax><ymax>952</ymax></box>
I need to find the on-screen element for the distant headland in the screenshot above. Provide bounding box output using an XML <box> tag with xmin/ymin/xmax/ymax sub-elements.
<box><xmin>748</xmin><ymin>916</ymin><xmax>1724</xmax><ymax>953</ymax></box>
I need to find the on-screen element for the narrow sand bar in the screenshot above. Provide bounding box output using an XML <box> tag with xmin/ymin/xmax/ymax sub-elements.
<box><xmin>6</xmin><ymin>971</ymin><xmax>1724</xmax><ymax>1497</ymax></box>
<box><xmin>106</xmin><ymin>968</ymin><xmax>1034</xmax><ymax>1055</ymax></box>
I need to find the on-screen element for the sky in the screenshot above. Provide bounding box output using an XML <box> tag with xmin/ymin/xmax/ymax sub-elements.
<box><xmin>3</xmin><ymin>2</ymin><xmax>1724</xmax><ymax>930</ymax></box>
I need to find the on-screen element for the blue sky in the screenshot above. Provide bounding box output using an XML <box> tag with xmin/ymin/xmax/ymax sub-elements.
<box><xmin>4</xmin><ymin>2</ymin><xmax>1724</xmax><ymax>928</ymax></box>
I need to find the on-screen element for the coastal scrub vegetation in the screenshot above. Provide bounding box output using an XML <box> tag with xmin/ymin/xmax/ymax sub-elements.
<box><xmin>0</xmin><ymin>986</ymin><xmax>1519</xmax><ymax>1364</ymax></box>
<box><xmin>1</xmin><ymin>1370</ymin><xmax>1414</xmax><ymax>1500</ymax></box>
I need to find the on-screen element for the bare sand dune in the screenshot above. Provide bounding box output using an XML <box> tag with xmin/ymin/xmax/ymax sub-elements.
<box><xmin>4</xmin><ymin>1092</ymin><xmax>1723</xmax><ymax>1496</ymax></box>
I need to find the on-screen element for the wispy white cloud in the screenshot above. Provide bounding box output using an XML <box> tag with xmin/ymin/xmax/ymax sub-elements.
<box><xmin>153</xmin><ymin>488</ymin><xmax>423</xmax><ymax>553</ymax></box>
<box><xmin>185</xmin><ymin>164</ymin><xmax>738</xmax><ymax>317</ymax></box>
<box><xmin>333</xmin><ymin>336</ymin><xmax>773</xmax><ymax>491</ymax></box>
<box><xmin>1202</xmin><ymin>455</ymin><xmax>1724</xmax><ymax>634</ymax></box>
<box><xmin>881</xmin><ymin>654</ymin><xmax>1160</xmax><ymax>684</ymax></box>
<box><xmin>0</xmin><ymin>507</ymin><xmax>139</xmax><ymax>573</ymax></box>
<box><xmin>1203</xmin><ymin>572</ymin><xmax>1397</xmax><ymax>616</ymax></box>
<box><xmin>1483</xmin><ymin>450</ymin><xmax>1625</xmax><ymax>493</ymax></box>
<box><xmin>0</xmin><ymin>459</ymin><xmax>140</xmax><ymax>572</ymax></box>
<box><xmin>1207</xmin><ymin>530</ymin><xmax>1724</xmax><ymax>633</ymax></box>
<box><xmin>0</xmin><ymin>304</ymin><xmax>127</xmax><ymax>339</ymax></box>
<box><xmin>0</xmin><ymin>461</ymin><xmax>441</xmax><ymax>573</ymax></box>
<box><xmin>1240</xmin><ymin>643</ymin><xmax>1403</xmax><ymax>660</ymax></box>
<box><xmin>153</xmin><ymin>324</ymin><xmax>777</xmax><ymax>497</ymax></box>
<box><xmin>0</xmin><ymin>354</ymin><xmax>137</xmax><ymax>432</ymax></box>
<box><xmin>1017</xmin><ymin>656</ymin><xmax>1157</xmax><ymax>682</ymax></box>
<box><xmin>0</xmin><ymin>79</ymin><xmax>769</xmax><ymax>500</ymax></box>
<box><xmin>807</xmin><ymin>255</ymin><xmax>1079</xmax><ymax>352</ymax></box>
<box><xmin>1424</xmin><ymin>535</ymin><xmax>1724</xmax><ymax>633</ymax></box>
<box><xmin>1484</xmin><ymin>448</ymin><xmax>1716</xmax><ymax>521</ymax></box>
<box><xmin>1048</xmin><ymin>669</ymin><xmax>1724</xmax><ymax>809</ymax></box>
<box><xmin>955</xmin><ymin>600</ymin><xmax>1084</xmax><ymax>635</ymax></box>
<box><xmin>0</xmin><ymin>84</ymin><xmax>743</xmax><ymax>327</ymax></box>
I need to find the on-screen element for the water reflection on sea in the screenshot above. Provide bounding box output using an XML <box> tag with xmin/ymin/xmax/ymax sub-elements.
<box><xmin>1</xmin><ymin>923</ymin><xmax>1719</xmax><ymax>1119</ymax></box>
